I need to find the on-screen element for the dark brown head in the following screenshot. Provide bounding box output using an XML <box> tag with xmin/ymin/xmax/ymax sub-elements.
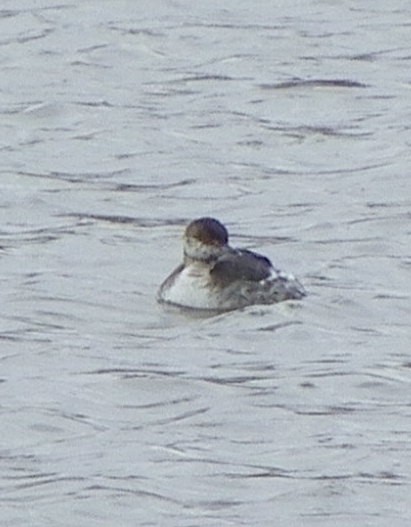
<box><xmin>184</xmin><ymin>217</ymin><xmax>229</xmax><ymax>262</ymax></box>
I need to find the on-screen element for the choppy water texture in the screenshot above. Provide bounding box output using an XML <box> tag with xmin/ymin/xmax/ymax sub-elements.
<box><xmin>1</xmin><ymin>1</ymin><xmax>410</xmax><ymax>526</ymax></box>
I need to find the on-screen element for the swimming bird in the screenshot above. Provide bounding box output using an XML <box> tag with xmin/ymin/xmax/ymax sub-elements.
<box><xmin>157</xmin><ymin>217</ymin><xmax>305</xmax><ymax>311</ymax></box>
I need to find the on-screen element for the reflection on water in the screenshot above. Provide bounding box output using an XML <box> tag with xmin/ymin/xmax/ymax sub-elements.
<box><xmin>1</xmin><ymin>1</ymin><xmax>410</xmax><ymax>526</ymax></box>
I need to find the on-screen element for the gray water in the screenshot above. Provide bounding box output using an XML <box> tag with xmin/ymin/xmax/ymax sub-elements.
<box><xmin>1</xmin><ymin>1</ymin><xmax>410</xmax><ymax>525</ymax></box>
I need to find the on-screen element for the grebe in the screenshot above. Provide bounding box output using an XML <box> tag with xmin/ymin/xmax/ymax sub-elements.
<box><xmin>157</xmin><ymin>217</ymin><xmax>305</xmax><ymax>311</ymax></box>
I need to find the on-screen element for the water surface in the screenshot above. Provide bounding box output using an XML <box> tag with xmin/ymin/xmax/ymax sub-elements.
<box><xmin>1</xmin><ymin>1</ymin><xmax>410</xmax><ymax>526</ymax></box>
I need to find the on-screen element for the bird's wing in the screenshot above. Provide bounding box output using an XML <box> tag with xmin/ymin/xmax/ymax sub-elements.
<box><xmin>210</xmin><ymin>249</ymin><xmax>273</xmax><ymax>285</ymax></box>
